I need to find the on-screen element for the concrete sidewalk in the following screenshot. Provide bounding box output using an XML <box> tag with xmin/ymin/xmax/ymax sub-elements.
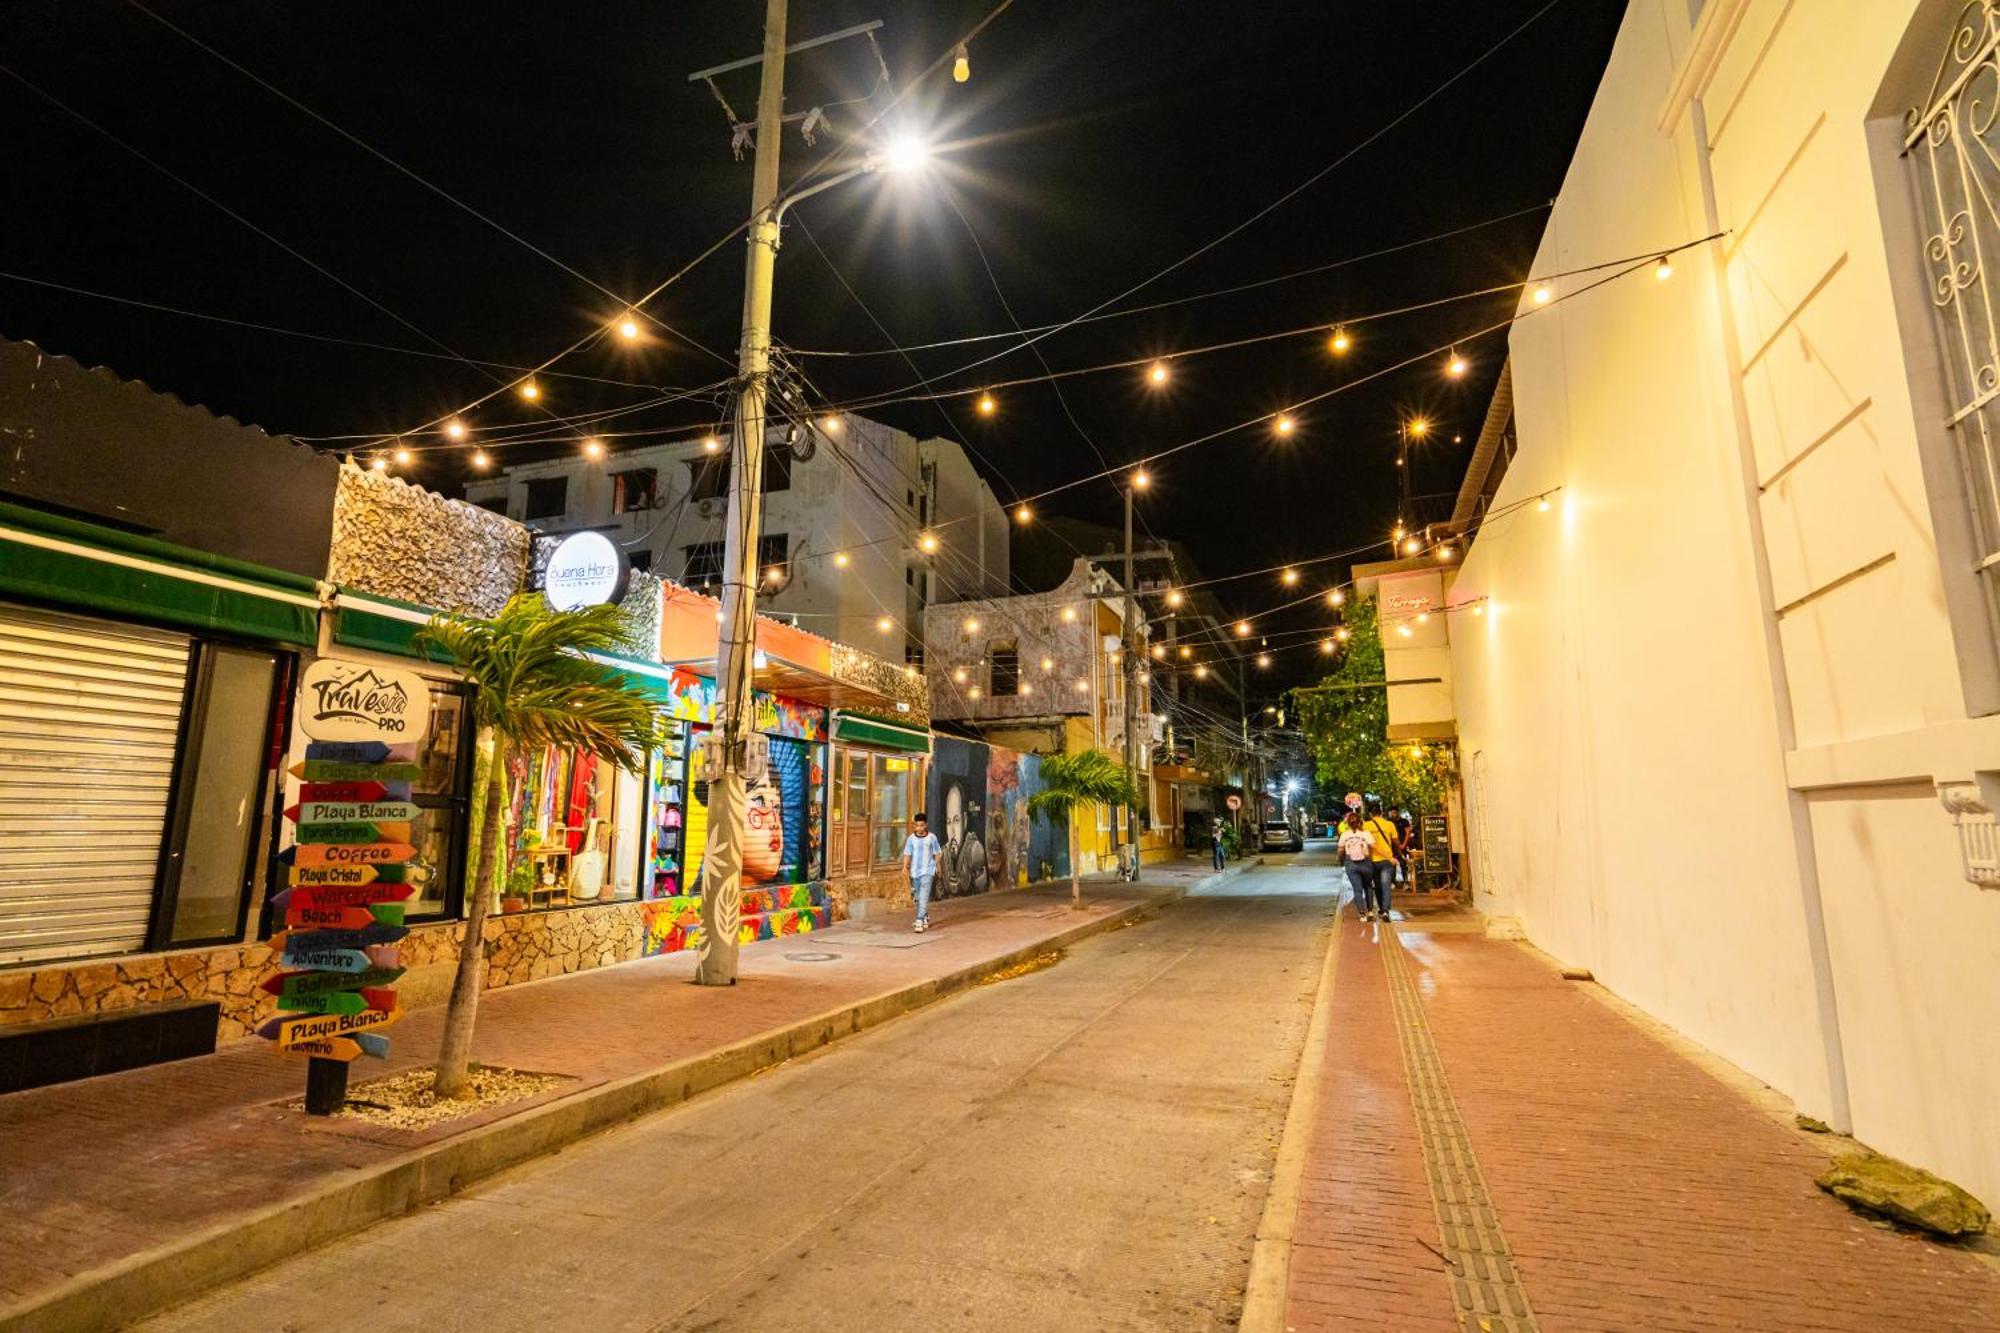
<box><xmin>0</xmin><ymin>877</ymin><xmax>1183</xmax><ymax>1331</ymax></box>
<box><xmin>1257</xmin><ymin>896</ymin><xmax>2000</xmax><ymax>1331</ymax></box>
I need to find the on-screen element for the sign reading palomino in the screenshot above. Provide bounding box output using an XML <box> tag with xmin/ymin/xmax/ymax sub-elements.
<box><xmin>541</xmin><ymin>530</ymin><xmax>630</xmax><ymax>610</ymax></box>
<box><xmin>298</xmin><ymin>658</ymin><xmax>431</xmax><ymax>743</ymax></box>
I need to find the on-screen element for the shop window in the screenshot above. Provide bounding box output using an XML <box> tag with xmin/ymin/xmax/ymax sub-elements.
<box><xmin>643</xmin><ymin>728</ymin><xmax>689</xmax><ymax>897</ymax></box>
<box><xmin>687</xmin><ymin>454</ymin><xmax>729</xmax><ymax>502</ymax></box>
<box><xmin>629</xmin><ymin>549</ymin><xmax>654</xmax><ymax>573</ymax></box>
<box><xmin>991</xmin><ymin>645</ymin><xmax>1019</xmax><ymax>696</ymax></box>
<box><xmin>502</xmin><ymin>739</ymin><xmax>645</xmax><ymax>910</ymax></box>
<box><xmin>684</xmin><ymin>540</ymin><xmax>725</xmax><ymax>588</ymax></box>
<box><xmin>758</xmin><ymin>533</ymin><xmax>788</xmax><ymax>573</ymax></box>
<box><xmin>612</xmin><ymin>468</ymin><xmax>659</xmax><ymax>513</ymax></box>
<box><xmin>523</xmin><ymin>477</ymin><xmax>568</xmax><ymax>521</ymax></box>
<box><xmin>763</xmin><ymin>446</ymin><xmax>792</xmax><ymax>493</ymax></box>
<box><xmin>405</xmin><ymin>684</ymin><xmax>473</xmax><ymax>920</ymax></box>
<box><xmin>475</xmin><ymin>496</ymin><xmax>509</xmax><ymax>516</ymax></box>
<box><xmin>155</xmin><ymin>645</ymin><xmax>285</xmax><ymax>947</ymax></box>
<box><xmin>871</xmin><ymin>751</ymin><xmax>920</xmax><ymax>868</ymax></box>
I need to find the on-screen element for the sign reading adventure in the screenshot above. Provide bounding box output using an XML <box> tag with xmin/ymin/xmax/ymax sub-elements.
<box><xmin>541</xmin><ymin>529</ymin><xmax>630</xmax><ymax>611</ymax></box>
<box><xmin>266</xmin><ymin>657</ymin><xmax>431</xmax><ymax>1113</ymax></box>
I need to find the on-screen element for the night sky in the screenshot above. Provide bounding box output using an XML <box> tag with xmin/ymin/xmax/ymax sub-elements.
<box><xmin>4</xmin><ymin>1</ymin><xmax>1622</xmax><ymax>691</ymax></box>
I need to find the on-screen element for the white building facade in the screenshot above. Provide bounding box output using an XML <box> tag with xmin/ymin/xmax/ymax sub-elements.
<box><xmin>1450</xmin><ymin>0</ymin><xmax>2000</xmax><ymax>1207</ymax></box>
<box><xmin>464</xmin><ymin>414</ymin><xmax>1009</xmax><ymax>660</ymax></box>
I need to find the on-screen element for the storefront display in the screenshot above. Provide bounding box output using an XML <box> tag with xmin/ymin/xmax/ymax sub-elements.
<box><xmin>502</xmin><ymin>741</ymin><xmax>644</xmax><ymax>910</ymax></box>
<box><xmin>643</xmin><ymin>728</ymin><xmax>688</xmax><ymax>898</ymax></box>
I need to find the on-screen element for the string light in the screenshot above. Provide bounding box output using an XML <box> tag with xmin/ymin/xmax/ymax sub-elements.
<box><xmin>1539</xmin><ymin>497</ymin><xmax>1552</xmax><ymax>512</ymax></box>
<box><xmin>1130</xmin><ymin>468</ymin><xmax>1151</xmax><ymax>490</ymax></box>
<box><xmin>1320</xmin><ymin>638</ymin><xmax>1335</xmax><ymax>654</ymax></box>
<box><xmin>764</xmin><ymin>565</ymin><xmax>783</xmax><ymax>584</ymax></box>
<box><xmin>1234</xmin><ymin>621</ymin><xmax>1251</xmax><ymax>637</ymax></box>
<box><xmin>1281</xmin><ymin>568</ymin><xmax>1299</xmax><ymax>586</ymax></box>
<box><xmin>1326</xmin><ymin>588</ymin><xmax>1345</xmax><ymax>607</ymax></box>
<box><xmin>1020</xmin><ymin>680</ymin><xmax>1033</xmax><ymax>695</ymax></box>
<box><xmin>954</xmin><ymin>667</ymin><xmax>969</xmax><ymax>683</ymax></box>
<box><xmin>963</xmin><ymin>616</ymin><xmax>980</xmax><ymax>632</ymax></box>
<box><xmin>1336</xmin><ymin>626</ymin><xmax>1351</xmax><ymax>642</ymax></box>
<box><xmin>1408</xmin><ymin>418</ymin><xmax>1429</xmax><ymax>438</ymax></box>
<box><xmin>392</xmin><ymin>446</ymin><xmax>412</xmax><ymax>466</ymax></box>
<box><xmin>977</xmin><ymin>392</ymin><xmax>997</xmax><ymax>416</ymax></box>
<box><xmin>834</xmin><ymin>551</ymin><xmax>850</xmax><ymax>568</ymax></box>
<box><xmin>1074</xmin><ymin>678</ymin><xmax>1089</xmax><ymax>694</ymax></box>
<box><xmin>1472</xmin><ymin>604</ymin><xmax>1485</xmax><ymax>616</ymax></box>
<box><xmin>1328</xmin><ymin>325</ymin><xmax>1352</xmax><ymax>354</ymax></box>
<box><xmin>919</xmin><ymin>533</ymin><xmax>940</xmax><ymax>553</ymax></box>
<box><xmin>1397</xmin><ymin>623</ymin><xmax>1414</xmax><ymax>638</ymax></box>
<box><xmin>1446</xmin><ymin>349</ymin><xmax>1467</xmax><ymax>377</ymax></box>
<box><xmin>905</xmin><ymin>664</ymin><xmax>919</xmax><ymax>678</ymax></box>
<box><xmin>703</xmin><ymin>435</ymin><xmax>721</xmax><ymax>453</ymax></box>
<box><xmin>1532</xmin><ymin>283</ymin><xmax>1552</xmax><ymax>304</ymax></box>
<box><xmin>1194</xmin><ymin>664</ymin><xmax>1209</xmax><ymax>680</ymax></box>
<box><xmin>876</xmin><ymin>616</ymin><xmax>893</xmax><ymax>633</ymax></box>
<box><xmin>1179</xmin><ymin>644</ymin><xmax>1193</xmax><ymax>659</ymax></box>
<box><xmin>1150</xmin><ymin>643</ymin><xmax>1165</xmax><ymax>659</ymax></box>
<box><xmin>1136</xmin><ymin>670</ymin><xmax>1149</xmax><ymax>684</ymax></box>
<box><xmin>582</xmin><ymin>437</ymin><xmax>604</xmax><ymax>459</ymax></box>
<box><xmin>1256</xmin><ymin>652</ymin><xmax>1271</xmax><ymax>668</ymax></box>
<box><xmin>1062</xmin><ymin>606</ymin><xmax>1078</xmax><ymax>623</ymax></box>
<box><xmin>517</xmin><ymin>379</ymin><xmax>542</xmax><ymax>402</ymax></box>
<box><xmin>444</xmin><ymin>419</ymin><xmax>468</xmax><ymax>441</ymax></box>
<box><xmin>969</xmin><ymin>686</ymin><xmax>982</xmax><ymax>700</ymax></box>
<box><xmin>1147</xmin><ymin>359</ymin><xmax>1170</xmax><ymax>386</ymax></box>
<box><xmin>821</xmin><ymin>414</ymin><xmax>842</xmax><ymax>433</ymax></box>
<box><xmin>953</xmin><ymin>43</ymin><xmax>971</xmax><ymax>82</ymax></box>
<box><xmin>1437</xmin><ymin>545</ymin><xmax>1456</xmax><ymax>562</ymax></box>
<box><xmin>470</xmin><ymin>449</ymin><xmax>490</xmax><ymax>470</ymax></box>
<box><xmin>369</xmin><ymin>456</ymin><xmax>389</xmax><ymax>472</ymax></box>
<box><xmin>1015</xmin><ymin>503</ymin><xmax>1033</xmax><ymax>524</ymax></box>
<box><xmin>1165</xmin><ymin>588</ymin><xmax>1184</xmax><ymax>608</ymax></box>
<box><xmin>1041</xmin><ymin>656</ymin><xmax>1054</xmax><ymax>671</ymax></box>
<box><xmin>1403</xmin><ymin>537</ymin><xmax>1421</xmax><ymax>555</ymax></box>
<box><xmin>617</xmin><ymin>316</ymin><xmax>641</xmax><ymax>341</ymax></box>
<box><xmin>1416</xmin><ymin>612</ymin><xmax>1430</xmax><ymax>624</ymax></box>
<box><xmin>1655</xmin><ymin>255</ymin><xmax>1673</xmax><ymax>281</ymax></box>
<box><xmin>1274</xmin><ymin>413</ymin><xmax>1297</xmax><ymax>437</ymax></box>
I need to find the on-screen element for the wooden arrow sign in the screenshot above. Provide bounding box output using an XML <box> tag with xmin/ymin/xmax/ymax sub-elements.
<box><xmin>266</xmin><ymin>1005</ymin><xmax>400</xmax><ymax>1046</ymax></box>
<box><xmin>274</xmin><ymin>921</ymin><xmax>410</xmax><ymax>954</ymax></box>
<box><xmin>286</xmin><ymin>863</ymin><xmax>379</xmax><ymax>889</ymax></box>
<box><xmin>277</xmin><ymin>946</ymin><xmax>373</xmax><ymax>973</ymax></box>
<box><xmin>285</xmin><ymin>842</ymin><xmax>418</xmax><ymax>869</ymax></box>
<box><xmin>290</xmin><ymin>760</ymin><xmax>422</xmax><ymax>783</ymax></box>
<box><xmin>286</xmin><ymin>801</ymin><xmax>421</xmax><ymax>825</ymax></box>
<box><xmin>283</xmin><ymin>902</ymin><xmax>405</xmax><ymax>931</ymax></box>
<box><xmin>271</xmin><ymin>883</ymin><xmax>413</xmax><ymax>912</ymax></box>
<box><xmin>277</xmin><ymin>989</ymin><xmax>368</xmax><ymax>1016</ymax></box>
<box><xmin>263</xmin><ymin>965</ymin><xmax>404</xmax><ymax>999</ymax></box>
<box><xmin>303</xmin><ymin>740</ymin><xmax>393</xmax><ymax>764</ymax></box>
<box><xmin>280</xmin><ymin>1036</ymin><xmax>363</xmax><ymax>1062</ymax></box>
<box><xmin>294</xmin><ymin>820</ymin><xmax>413</xmax><ymax>846</ymax></box>
<box><xmin>298</xmin><ymin>781</ymin><xmax>408</xmax><ymax>803</ymax></box>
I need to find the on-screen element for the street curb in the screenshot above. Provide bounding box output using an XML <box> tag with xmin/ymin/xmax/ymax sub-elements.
<box><xmin>1</xmin><ymin>887</ymin><xmax>1183</xmax><ymax>1333</ymax></box>
<box><xmin>1239</xmin><ymin>896</ymin><xmax>1345</xmax><ymax>1331</ymax></box>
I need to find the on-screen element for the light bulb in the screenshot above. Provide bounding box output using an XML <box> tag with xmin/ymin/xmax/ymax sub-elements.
<box><xmin>1398</xmin><ymin>624</ymin><xmax>1413</xmax><ymax>638</ymax></box>
<box><xmin>883</xmin><ymin>136</ymin><xmax>929</xmax><ymax>173</ymax></box>
<box><xmin>1015</xmin><ymin>503</ymin><xmax>1033</xmax><ymax>524</ymax></box>
<box><xmin>470</xmin><ymin>449</ymin><xmax>490</xmax><ymax>469</ymax></box>
<box><xmin>963</xmin><ymin>617</ymin><xmax>980</xmax><ymax>632</ymax></box>
<box><xmin>1329</xmin><ymin>326</ymin><xmax>1352</xmax><ymax>354</ymax></box>
<box><xmin>821</xmin><ymin>415</ymin><xmax>841</xmax><ymax>433</ymax></box>
<box><xmin>518</xmin><ymin>379</ymin><xmax>542</xmax><ymax>402</ymax></box>
<box><xmin>954</xmin><ymin>668</ymin><xmax>968</xmax><ymax>684</ymax></box>
<box><xmin>1148</xmin><ymin>359</ymin><xmax>1169</xmax><ymax>386</ymax></box>
<box><xmin>1320</xmin><ymin>638</ymin><xmax>1334</xmax><ymax>654</ymax></box>
<box><xmin>1327</xmin><ymin>589</ymin><xmax>1345</xmax><ymax>606</ymax></box>
<box><xmin>1532</xmin><ymin>283</ymin><xmax>1552</xmax><ymax>305</ymax></box>
<box><xmin>976</xmin><ymin>392</ymin><xmax>996</xmax><ymax>416</ymax></box>
<box><xmin>1131</xmin><ymin>468</ymin><xmax>1151</xmax><ymax>490</ymax></box>
<box><xmin>969</xmin><ymin>686</ymin><xmax>981</xmax><ymax>700</ymax></box>
<box><xmin>765</xmin><ymin>565</ymin><xmax>782</xmax><ymax>584</ymax></box>
<box><xmin>833</xmin><ymin>552</ymin><xmax>849</xmax><ymax>568</ymax></box>
<box><xmin>392</xmin><ymin>446</ymin><xmax>412</xmax><ymax>466</ymax></box>
<box><xmin>1020</xmin><ymin>681</ymin><xmax>1033</xmax><ymax>695</ymax></box>
<box><xmin>1040</xmin><ymin>656</ymin><xmax>1053</xmax><ymax>671</ymax></box>
<box><xmin>703</xmin><ymin>435</ymin><xmax>721</xmax><ymax>453</ymax></box>
<box><xmin>1281</xmin><ymin>568</ymin><xmax>1299</xmax><ymax>586</ymax></box>
<box><xmin>1075</xmin><ymin>678</ymin><xmax>1089</xmax><ymax>693</ymax></box>
<box><xmin>1438</xmin><ymin>545</ymin><xmax>1456</xmax><ymax>562</ymax></box>
<box><xmin>369</xmin><ymin>456</ymin><xmax>388</xmax><ymax>472</ymax></box>
<box><xmin>1275</xmin><ymin>413</ymin><xmax>1296</xmax><ymax>437</ymax></box>
<box><xmin>1194</xmin><ymin>665</ymin><xmax>1209</xmax><ymax>680</ymax></box>
<box><xmin>444</xmin><ymin>419</ymin><xmax>467</xmax><ymax>441</ymax></box>
<box><xmin>1136</xmin><ymin>670</ymin><xmax>1149</xmax><ymax>684</ymax></box>
<box><xmin>1256</xmin><ymin>653</ymin><xmax>1271</xmax><ymax>668</ymax></box>
<box><xmin>1472</xmin><ymin>604</ymin><xmax>1485</xmax><ymax>616</ymax></box>
<box><xmin>1150</xmin><ymin>644</ymin><xmax>1165</xmax><ymax>659</ymax></box>
<box><xmin>1539</xmin><ymin>497</ymin><xmax>1552</xmax><ymax>512</ymax></box>
<box><xmin>876</xmin><ymin>616</ymin><xmax>893</xmax><ymax>633</ymax></box>
<box><xmin>1409</xmin><ymin>418</ymin><xmax>1429</xmax><ymax>438</ymax></box>
<box><xmin>1447</xmin><ymin>349</ymin><xmax>1467</xmax><ymax>377</ymax></box>
<box><xmin>1655</xmin><ymin>255</ymin><xmax>1673</xmax><ymax>280</ymax></box>
<box><xmin>1235</xmin><ymin>621</ymin><xmax>1251</xmax><ymax>637</ymax></box>
<box><xmin>1336</xmin><ymin>627</ymin><xmax>1351</xmax><ymax>642</ymax></box>
<box><xmin>905</xmin><ymin>664</ymin><xmax>919</xmax><ymax>678</ymax></box>
<box><xmin>1416</xmin><ymin>612</ymin><xmax>1430</xmax><ymax>624</ymax></box>
<box><xmin>1179</xmin><ymin>644</ymin><xmax>1192</xmax><ymax>659</ymax></box>
<box><xmin>617</xmin><ymin>316</ymin><xmax>641</xmax><ymax>341</ymax></box>
<box><xmin>1403</xmin><ymin>537</ymin><xmax>1421</xmax><ymax>554</ymax></box>
<box><xmin>952</xmin><ymin>44</ymin><xmax>970</xmax><ymax>83</ymax></box>
<box><xmin>919</xmin><ymin>533</ymin><xmax>939</xmax><ymax>553</ymax></box>
<box><xmin>1062</xmin><ymin>606</ymin><xmax>1077</xmax><ymax>623</ymax></box>
<box><xmin>582</xmin><ymin>437</ymin><xmax>604</xmax><ymax>459</ymax></box>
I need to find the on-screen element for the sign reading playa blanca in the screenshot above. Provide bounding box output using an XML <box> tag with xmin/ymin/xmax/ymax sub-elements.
<box><xmin>299</xmin><ymin>658</ymin><xmax>431</xmax><ymax>742</ymax></box>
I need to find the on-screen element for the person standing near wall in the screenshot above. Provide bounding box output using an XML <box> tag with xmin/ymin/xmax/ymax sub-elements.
<box><xmin>902</xmin><ymin>813</ymin><xmax>941</xmax><ymax>934</ymax></box>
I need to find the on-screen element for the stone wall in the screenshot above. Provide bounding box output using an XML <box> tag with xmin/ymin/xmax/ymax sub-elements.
<box><xmin>329</xmin><ymin>463</ymin><xmax>529</xmax><ymax>615</ymax></box>
<box><xmin>830</xmin><ymin>642</ymin><xmax>930</xmax><ymax>724</ymax></box>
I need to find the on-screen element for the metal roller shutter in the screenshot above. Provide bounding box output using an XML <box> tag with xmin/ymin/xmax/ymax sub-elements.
<box><xmin>0</xmin><ymin>603</ymin><xmax>192</xmax><ymax>964</ymax></box>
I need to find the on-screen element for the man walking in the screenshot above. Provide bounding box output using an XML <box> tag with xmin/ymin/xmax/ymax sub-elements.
<box><xmin>1362</xmin><ymin>797</ymin><xmax>1401</xmax><ymax>921</ymax></box>
<box><xmin>902</xmin><ymin>812</ymin><xmax>942</xmax><ymax>933</ymax></box>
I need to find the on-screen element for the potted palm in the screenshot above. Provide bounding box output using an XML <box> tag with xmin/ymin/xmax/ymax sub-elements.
<box><xmin>414</xmin><ymin>595</ymin><xmax>665</xmax><ymax>1099</ymax></box>
<box><xmin>1027</xmin><ymin>748</ymin><xmax>1140</xmax><ymax>909</ymax></box>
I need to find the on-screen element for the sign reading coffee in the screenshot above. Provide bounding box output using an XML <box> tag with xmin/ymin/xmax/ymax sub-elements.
<box><xmin>542</xmin><ymin>530</ymin><xmax>630</xmax><ymax>610</ymax></box>
<box><xmin>298</xmin><ymin>659</ymin><xmax>430</xmax><ymax>743</ymax></box>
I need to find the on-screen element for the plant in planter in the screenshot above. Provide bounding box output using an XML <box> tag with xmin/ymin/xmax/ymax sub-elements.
<box><xmin>501</xmin><ymin>859</ymin><xmax>535</xmax><ymax>913</ymax></box>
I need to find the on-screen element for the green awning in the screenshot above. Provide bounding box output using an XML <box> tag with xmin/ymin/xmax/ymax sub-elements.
<box><xmin>0</xmin><ymin>500</ymin><xmax>320</xmax><ymax>645</ymax></box>
<box><xmin>831</xmin><ymin>711</ymin><xmax>931</xmax><ymax>753</ymax></box>
<box><xmin>331</xmin><ymin>592</ymin><xmax>450</xmax><ymax>660</ymax></box>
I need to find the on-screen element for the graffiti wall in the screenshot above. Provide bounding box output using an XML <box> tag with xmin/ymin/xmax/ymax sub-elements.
<box><xmin>927</xmin><ymin>734</ymin><xmax>1069</xmax><ymax>897</ymax></box>
<box><xmin>681</xmin><ymin>729</ymin><xmax>824</xmax><ymax>892</ymax></box>
<box><xmin>658</xmin><ymin>667</ymin><xmax>828</xmax><ymax>741</ymax></box>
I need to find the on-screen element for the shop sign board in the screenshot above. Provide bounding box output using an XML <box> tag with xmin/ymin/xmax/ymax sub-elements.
<box><xmin>298</xmin><ymin>659</ymin><xmax>431</xmax><ymax>743</ymax></box>
<box><xmin>542</xmin><ymin>530</ymin><xmax>630</xmax><ymax>610</ymax></box>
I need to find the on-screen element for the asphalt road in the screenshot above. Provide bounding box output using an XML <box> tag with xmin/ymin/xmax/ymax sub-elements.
<box><xmin>140</xmin><ymin>858</ymin><xmax>1339</xmax><ymax>1333</ymax></box>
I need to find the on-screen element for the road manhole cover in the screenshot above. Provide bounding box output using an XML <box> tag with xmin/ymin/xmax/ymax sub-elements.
<box><xmin>784</xmin><ymin>951</ymin><xmax>840</xmax><ymax>963</ymax></box>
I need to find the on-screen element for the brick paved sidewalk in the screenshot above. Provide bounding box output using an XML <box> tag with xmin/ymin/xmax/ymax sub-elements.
<box><xmin>0</xmin><ymin>880</ymin><xmax>1165</xmax><ymax>1317</ymax></box>
<box><xmin>1284</xmin><ymin>903</ymin><xmax>2000</xmax><ymax>1331</ymax></box>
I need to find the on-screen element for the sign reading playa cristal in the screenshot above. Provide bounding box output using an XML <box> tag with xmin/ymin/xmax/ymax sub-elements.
<box><xmin>541</xmin><ymin>529</ymin><xmax>630</xmax><ymax>611</ymax></box>
<box><xmin>269</xmin><ymin>656</ymin><xmax>431</xmax><ymax>1114</ymax></box>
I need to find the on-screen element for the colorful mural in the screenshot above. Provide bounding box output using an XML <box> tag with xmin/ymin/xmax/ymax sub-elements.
<box><xmin>680</xmin><ymin>729</ymin><xmax>821</xmax><ymax>894</ymax></box>
<box><xmin>928</xmin><ymin>735</ymin><xmax>1069</xmax><ymax>896</ymax></box>
<box><xmin>659</xmin><ymin>667</ymin><xmax>828</xmax><ymax>741</ymax></box>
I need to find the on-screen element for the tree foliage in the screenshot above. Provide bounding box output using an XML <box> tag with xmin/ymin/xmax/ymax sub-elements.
<box><xmin>1027</xmin><ymin>747</ymin><xmax>1139</xmax><ymax>819</ymax></box>
<box><xmin>1293</xmin><ymin>597</ymin><xmax>1443</xmax><ymax>812</ymax></box>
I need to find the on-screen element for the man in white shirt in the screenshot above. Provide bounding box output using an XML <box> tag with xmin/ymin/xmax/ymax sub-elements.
<box><xmin>901</xmin><ymin>813</ymin><xmax>942</xmax><ymax>933</ymax></box>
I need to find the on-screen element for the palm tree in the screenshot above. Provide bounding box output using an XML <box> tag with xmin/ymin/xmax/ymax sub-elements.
<box><xmin>413</xmin><ymin>595</ymin><xmax>665</xmax><ymax>1098</ymax></box>
<box><xmin>1027</xmin><ymin>748</ymin><xmax>1140</xmax><ymax>908</ymax></box>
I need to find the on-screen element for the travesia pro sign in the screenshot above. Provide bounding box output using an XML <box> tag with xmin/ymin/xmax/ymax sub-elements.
<box><xmin>298</xmin><ymin>659</ymin><xmax>431</xmax><ymax>742</ymax></box>
<box><xmin>543</xmin><ymin>530</ymin><xmax>630</xmax><ymax>610</ymax></box>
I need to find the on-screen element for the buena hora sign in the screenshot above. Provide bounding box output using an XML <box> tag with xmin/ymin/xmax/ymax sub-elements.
<box><xmin>542</xmin><ymin>530</ymin><xmax>630</xmax><ymax>610</ymax></box>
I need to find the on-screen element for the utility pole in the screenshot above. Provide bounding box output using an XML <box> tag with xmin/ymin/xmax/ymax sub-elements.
<box><xmin>699</xmin><ymin>0</ymin><xmax>788</xmax><ymax>986</ymax></box>
<box><xmin>1121</xmin><ymin>483</ymin><xmax>1141</xmax><ymax>873</ymax></box>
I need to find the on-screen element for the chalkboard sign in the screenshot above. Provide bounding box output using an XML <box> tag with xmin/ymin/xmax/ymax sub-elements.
<box><xmin>1420</xmin><ymin>814</ymin><xmax>1450</xmax><ymax>875</ymax></box>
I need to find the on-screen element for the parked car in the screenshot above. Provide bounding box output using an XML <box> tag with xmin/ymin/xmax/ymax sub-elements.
<box><xmin>1260</xmin><ymin>820</ymin><xmax>1304</xmax><ymax>853</ymax></box>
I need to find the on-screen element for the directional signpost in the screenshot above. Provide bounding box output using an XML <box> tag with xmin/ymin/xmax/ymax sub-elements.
<box><xmin>265</xmin><ymin>656</ymin><xmax>431</xmax><ymax>1114</ymax></box>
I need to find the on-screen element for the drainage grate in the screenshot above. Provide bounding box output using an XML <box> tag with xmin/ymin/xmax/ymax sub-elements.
<box><xmin>1380</xmin><ymin>926</ymin><xmax>1540</xmax><ymax>1332</ymax></box>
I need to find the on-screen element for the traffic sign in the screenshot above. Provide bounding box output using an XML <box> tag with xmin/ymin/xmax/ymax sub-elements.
<box><xmin>277</xmin><ymin>990</ymin><xmax>368</xmax><ymax>1016</ymax></box>
<box><xmin>274</xmin><ymin>922</ymin><xmax>410</xmax><ymax>954</ymax></box>
<box><xmin>282</xmin><ymin>1036</ymin><xmax>363</xmax><ymax>1062</ymax></box>
<box><xmin>1225</xmin><ymin>794</ymin><xmax>1243</xmax><ymax>811</ymax></box>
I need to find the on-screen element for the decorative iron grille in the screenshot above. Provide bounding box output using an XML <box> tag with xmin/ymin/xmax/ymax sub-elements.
<box><xmin>1907</xmin><ymin>0</ymin><xmax>2000</xmax><ymax>633</ymax></box>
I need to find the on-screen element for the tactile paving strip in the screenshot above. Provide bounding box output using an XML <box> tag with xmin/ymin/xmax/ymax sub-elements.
<box><xmin>1380</xmin><ymin>925</ymin><xmax>1541</xmax><ymax>1332</ymax></box>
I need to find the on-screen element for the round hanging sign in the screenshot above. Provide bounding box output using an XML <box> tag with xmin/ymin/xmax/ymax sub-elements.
<box><xmin>543</xmin><ymin>530</ymin><xmax>630</xmax><ymax>610</ymax></box>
